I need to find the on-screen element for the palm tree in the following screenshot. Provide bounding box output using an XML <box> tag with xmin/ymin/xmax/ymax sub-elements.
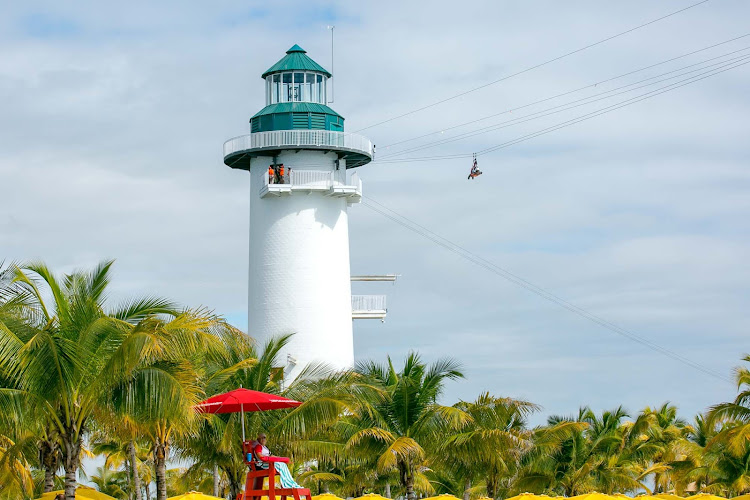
<box><xmin>181</xmin><ymin>333</ymin><xmax>289</xmax><ymax>499</ymax></box>
<box><xmin>516</xmin><ymin>407</ymin><xmax>644</xmax><ymax>496</ymax></box>
<box><xmin>90</xmin><ymin>423</ymin><xmax>151</xmax><ymax>500</ymax></box>
<box><xmin>638</xmin><ymin>403</ymin><xmax>698</xmax><ymax>494</ymax></box>
<box><xmin>0</xmin><ymin>261</ymin><xmax>179</xmax><ymax>500</ymax></box>
<box><xmin>183</xmin><ymin>332</ymin><xmax>380</xmax><ymax>500</ymax></box>
<box><xmin>709</xmin><ymin>356</ymin><xmax>750</xmax><ymax>456</ymax></box>
<box><xmin>106</xmin><ymin>310</ymin><xmax>229</xmax><ymax>500</ymax></box>
<box><xmin>346</xmin><ymin>352</ymin><xmax>466</xmax><ymax>500</ymax></box>
<box><xmin>702</xmin><ymin>423</ymin><xmax>750</xmax><ymax>495</ymax></box>
<box><xmin>0</xmin><ymin>430</ymin><xmax>35</xmax><ymax>499</ymax></box>
<box><xmin>91</xmin><ymin>464</ymin><xmax>129</xmax><ymax>499</ymax></box>
<box><xmin>705</xmin><ymin>357</ymin><xmax>750</xmax><ymax>495</ymax></box>
<box><xmin>444</xmin><ymin>393</ymin><xmax>539</xmax><ymax>499</ymax></box>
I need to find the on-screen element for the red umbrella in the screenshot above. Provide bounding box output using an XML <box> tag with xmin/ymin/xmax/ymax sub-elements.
<box><xmin>195</xmin><ymin>388</ymin><xmax>302</xmax><ymax>441</ymax></box>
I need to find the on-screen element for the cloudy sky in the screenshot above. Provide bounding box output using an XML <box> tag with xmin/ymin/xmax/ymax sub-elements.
<box><xmin>2</xmin><ymin>0</ymin><xmax>749</xmax><ymax>432</ymax></box>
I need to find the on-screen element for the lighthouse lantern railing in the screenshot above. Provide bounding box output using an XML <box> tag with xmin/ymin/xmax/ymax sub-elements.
<box><xmin>224</xmin><ymin>130</ymin><xmax>373</xmax><ymax>159</ymax></box>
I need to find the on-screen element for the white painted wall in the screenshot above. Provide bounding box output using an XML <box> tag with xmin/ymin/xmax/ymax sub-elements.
<box><xmin>248</xmin><ymin>150</ymin><xmax>354</xmax><ymax>382</ymax></box>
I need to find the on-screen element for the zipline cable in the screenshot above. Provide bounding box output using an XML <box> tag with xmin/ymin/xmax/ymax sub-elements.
<box><xmin>378</xmin><ymin>52</ymin><xmax>750</xmax><ymax>159</ymax></box>
<box><xmin>361</xmin><ymin>196</ymin><xmax>732</xmax><ymax>384</ymax></box>
<box><xmin>280</xmin><ymin>55</ymin><xmax>747</xmax><ymax>171</ymax></box>
<box><xmin>354</xmin><ymin>0</ymin><xmax>712</xmax><ymax>133</ymax></box>
<box><xmin>379</xmin><ymin>35</ymin><xmax>750</xmax><ymax>152</ymax></box>
<box><xmin>373</xmin><ymin>57</ymin><xmax>750</xmax><ymax>164</ymax></box>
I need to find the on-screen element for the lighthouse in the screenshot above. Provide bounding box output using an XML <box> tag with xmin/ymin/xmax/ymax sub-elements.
<box><xmin>223</xmin><ymin>45</ymin><xmax>373</xmax><ymax>382</ymax></box>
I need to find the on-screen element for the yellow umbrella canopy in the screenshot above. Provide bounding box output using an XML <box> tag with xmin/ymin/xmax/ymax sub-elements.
<box><xmin>38</xmin><ymin>486</ymin><xmax>117</xmax><ymax>500</ymax></box>
<box><xmin>313</xmin><ymin>494</ymin><xmax>345</xmax><ymax>500</ymax></box>
<box><xmin>352</xmin><ymin>494</ymin><xmax>390</xmax><ymax>500</ymax></box>
<box><xmin>505</xmin><ymin>494</ymin><xmax>558</xmax><ymax>500</ymax></box>
<box><xmin>420</xmin><ymin>494</ymin><xmax>461</xmax><ymax>500</ymax></box>
<box><xmin>570</xmin><ymin>492</ymin><xmax>612</xmax><ymax>500</ymax></box>
<box><xmin>568</xmin><ymin>493</ymin><xmax>614</xmax><ymax>500</ymax></box>
<box><xmin>731</xmin><ymin>495</ymin><xmax>750</xmax><ymax>500</ymax></box>
<box><xmin>655</xmin><ymin>495</ymin><xmax>685</xmax><ymax>500</ymax></box>
<box><xmin>690</xmin><ymin>494</ymin><xmax>727</xmax><ymax>500</ymax></box>
<box><xmin>167</xmin><ymin>492</ymin><xmax>225</xmax><ymax>500</ymax></box>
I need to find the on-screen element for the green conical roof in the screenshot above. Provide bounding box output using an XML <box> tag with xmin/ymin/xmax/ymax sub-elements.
<box><xmin>261</xmin><ymin>44</ymin><xmax>332</xmax><ymax>79</ymax></box>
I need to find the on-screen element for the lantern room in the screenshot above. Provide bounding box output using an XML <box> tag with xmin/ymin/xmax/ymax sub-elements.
<box><xmin>251</xmin><ymin>45</ymin><xmax>344</xmax><ymax>133</ymax></box>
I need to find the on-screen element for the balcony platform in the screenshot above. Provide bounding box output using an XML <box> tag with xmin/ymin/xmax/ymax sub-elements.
<box><xmin>259</xmin><ymin>170</ymin><xmax>362</xmax><ymax>202</ymax></box>
<box><xmin>224</xmin><ymin>130</ymin><xmax>373</xmax><ymax>170</ymax></box>
<box><xmin>351</xmin><ymin>295</ymin><xmax>387</xmax><ymax>321</ymax></box>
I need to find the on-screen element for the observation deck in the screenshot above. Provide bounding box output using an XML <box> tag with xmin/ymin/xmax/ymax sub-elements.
<box><xmin>351</xmin><ymin>295</ymin><xmax>387</xmax><ymax>321</ymax></box>
<box><xmin>223</xmin><ymin>130</ymin><xmax>373</xmax><ymax>170</ymax></box>
<box><xmin>259</xmin><ymin>168</ymin><xmax>362</xmax><ymax>202</ymax></box>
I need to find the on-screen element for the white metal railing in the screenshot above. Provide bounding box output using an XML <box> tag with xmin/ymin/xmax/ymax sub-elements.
<box><xmin>224</xmin><ymin>130</ymin><xmax>374</xmax><ymax>158</ymax></box>
<box><xmin>351</xmin><ymin>295</ymin><xmax>387</xmax><ymax>312</ymax></box>
<box><xmin>291</xmin><ymin>169</ymin><xmax>331</xmax><ymax>187</ymax></box>
<box><xmin>262</xmin><ymin>168</ymin><xmax>362</xmax><ymax>193</ymax></box>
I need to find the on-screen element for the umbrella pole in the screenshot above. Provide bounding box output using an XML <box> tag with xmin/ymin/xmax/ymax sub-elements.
<box><xmin>241</xmin><ymin>402</ymin><xmax>246</xmax><ymax>442</ymax></box>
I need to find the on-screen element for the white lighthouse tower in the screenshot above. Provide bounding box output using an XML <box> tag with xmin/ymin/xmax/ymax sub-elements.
<box><xmin>223</xmin><ymin>45</ymin><xmax>373</xmax><ymax>382</ymax></box>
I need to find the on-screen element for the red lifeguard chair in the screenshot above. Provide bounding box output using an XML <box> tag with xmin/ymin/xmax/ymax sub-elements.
<box><xmin>194</xmin><ymin>388</ymin><xmax>310</xmax><ymax>500</ymax></box>
<box><xmin>239</xmin><ymin>440</ymin><xmax>311</xmax><ymax>500</ymax></box>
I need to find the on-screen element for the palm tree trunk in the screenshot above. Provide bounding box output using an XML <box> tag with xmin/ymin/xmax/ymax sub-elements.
<box><xmin>154</xmin><ymin>439</ymin><xmax>168</xmax><ymax>500</ymax></box>
<box><xmin>463</xmin><ymin>479</ymin><xmax>471</xmax><ymax>500</ymax></box>
<box><xmin>487</xmin><ymin>474</ymin><xmax>498</xmax><ymax>499</ymax></box>
<box><xmin>384</xmin><ymin>483</ymin><xmax>391</xmax><ymax>498</ymax></box>
<box><xmin>129</xmin><ymin>440</ymin><xmax>143</xmax><ymax>500</ymax></box>
<box><xmin>41</xmin><ymin>440</ymin><xmax>58</xmax><ymax>492</ymax></box>
<box><xmin>228</xmin><ymin>479</ymin><xmax>241</xmax><ymax>500</ymax></box>
<box><xmin>44</xmin><ymin>467</ymin><xmax>55</xmax><ymax>493</ymax></box>
<box><xmin>63</xmin><ymin>436</ymin><xmax>81</xmax><ymax>500</ymax></box>
<box><xmin>223</xmin><ymin>466</ymin><xmax>242</xmax><ymax>500</ymax></box>
<box><xmin>213</xmin><ymin>464</ymin><xmax>220</xmax><ymax>497</ymax></box>
<box><xmin>405</xmin><ymin>474</ymin><xmax>415</xmax><ymax>500</ymax></box>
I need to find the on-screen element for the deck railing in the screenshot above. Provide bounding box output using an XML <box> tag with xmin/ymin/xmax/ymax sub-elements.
<box><xmin>224</xmin><ymin>130</ymin><xmax>374</xmax><ymax>158</ymax></box>
<box><xmin>262</xmin><ymin>169</ymin><xmax>361</xmax><ymax>194</ymax></box>
<box><xmin>290</xmin><ymin>169</ymin><xmax>331</xmax><ymax>187</ymax></box>
<box><xmin>351</xmin><ymin>295</ymin><xmax>387</xmax><ymax>312</ymax></box>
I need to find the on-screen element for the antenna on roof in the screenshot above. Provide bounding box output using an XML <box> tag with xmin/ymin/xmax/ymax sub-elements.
<box><xmin>327</xmin><ymin>25</ymin><xmax>335</xmax><ymax>104</ymax></box>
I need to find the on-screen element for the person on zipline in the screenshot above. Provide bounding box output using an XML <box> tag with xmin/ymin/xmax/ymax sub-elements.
<box><xmin>468</xmin><ymin>156</ymin><xmax>482</xmax><ymax>180</ymax></box>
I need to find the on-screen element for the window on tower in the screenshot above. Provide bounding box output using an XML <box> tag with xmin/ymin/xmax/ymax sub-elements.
<box><xmin>272</xmin><ymin>74</ymin><xmax>280</xmax><ymax>104</ymax></box>
<box><xmin>304</xmin><ymin>73</ymin><xmax>314</xmax><ymax>102</ymax></box>
<box><xmin>266</xmin><ymin>72</ymin><xmax>327</xmax><ymax>105</ymax></box>
<box><xmin>282</xmin><ymin>73</ymin><xmax>292</xmax><ymax>103</ymax></box>
<box><xmin>317</xmin><ymin>74</ymin><xmax>324</xmax><ymax>103</ymax></box>
<box><xmin>292</xmin><ymin>73</ymin><xmax>304</xmax><ymax>101</ymax></box>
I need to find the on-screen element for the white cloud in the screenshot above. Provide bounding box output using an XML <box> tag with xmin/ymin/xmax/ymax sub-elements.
<box><xmin>1</xmin><ymin>0</ymin><xmax>749</xmax><ymax>454</ymax></box>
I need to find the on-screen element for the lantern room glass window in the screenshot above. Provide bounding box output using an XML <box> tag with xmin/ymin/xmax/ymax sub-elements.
<box><xmin>282</xmin><ymin>73</ymin><xmax>292</xmax><ymax>103</ymax></box>
<box><xmin>292</xmin><ymin>73</ymin><xmax>303</xmax><ymax>101</ymax></box>
<box><xmin>265</xmin><ymin>72</ymin><xmax>328</xmax><ymax>105</ymax></box>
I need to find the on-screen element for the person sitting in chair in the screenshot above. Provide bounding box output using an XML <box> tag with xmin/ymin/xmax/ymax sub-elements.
<box><xmin>251</xmin><ymin>433</ymin><xmax>291</xmax><ymax>496</ymax></box>
<box><xmin>252</xmin><ymin>433</ymin><xmax>278</xmax><ymax>469</ymax></box>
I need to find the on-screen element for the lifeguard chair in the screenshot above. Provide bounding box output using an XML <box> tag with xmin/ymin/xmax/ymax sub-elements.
<box><xmin>239</xmin><ymin>440</ymin><xmax>312</xmax><ymax>500</ymax></box>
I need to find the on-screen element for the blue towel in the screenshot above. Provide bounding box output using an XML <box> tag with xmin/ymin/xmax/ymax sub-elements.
<box><xmin>274</xmin><ymin>462</ymin><xmax>302</xmax><ymax>489</ymax></box>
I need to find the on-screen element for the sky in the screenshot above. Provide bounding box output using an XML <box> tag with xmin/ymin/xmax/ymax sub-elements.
<box><xmin>1</xmin><ymin>0</ymin><xmax>749</xmax><ymax>452</ymax></box>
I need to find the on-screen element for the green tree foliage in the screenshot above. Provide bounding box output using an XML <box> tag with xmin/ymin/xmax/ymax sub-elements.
<box><xmin>344</xmin><ymin>352</ymin><xmax>466</xmax><ymax>500</ymax></box>
<box><xmin>6</xmin><ymin>261</ymin><xmax>750</xmax><ymax>499</ymax></box>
